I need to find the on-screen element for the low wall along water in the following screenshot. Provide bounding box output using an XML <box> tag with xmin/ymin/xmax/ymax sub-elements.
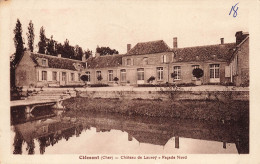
<box><xmin>78</xmin><ymin>90</ymin><xmax>249</xmax><ymax>101</ymax></box>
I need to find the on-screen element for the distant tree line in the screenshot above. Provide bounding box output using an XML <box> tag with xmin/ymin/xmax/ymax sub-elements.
<box><xmin>37</xmin><ymin>26</ymin><xmax>93</xmax><ymax>60</ymax></box>
<box><xmin>96</xmin><ymin>46</ymin><xmax>119</xmax><ymax>56</ymax></box>
<box><xmin>11</xmin><ymin>19</ymin><xmax>119</xmax><ymax>87</ymax></box>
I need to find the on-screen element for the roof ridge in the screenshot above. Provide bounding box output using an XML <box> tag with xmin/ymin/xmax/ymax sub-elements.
<box><xmin>137</xmin><ymin>40</ymin><xmax>164</xmax><ymax>44</ymax></box>
<box><xmin>32</xmin><ymin>53</ymin><xmax>84</xmax><ymax>62</ymax></box>
<box><xmin>173</xmin><ymin>42</ymin><xmax>236</xmax><ymax>50</ymax></box>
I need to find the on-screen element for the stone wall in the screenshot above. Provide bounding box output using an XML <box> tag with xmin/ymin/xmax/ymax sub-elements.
<box><xmin>79</xmin><ymin>90</ymin><xmax>249</xmax><ymax>101</ymax></box>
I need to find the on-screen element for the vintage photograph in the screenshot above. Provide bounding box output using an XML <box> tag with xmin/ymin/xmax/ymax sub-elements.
<box><xmin>1</xmin><ymin>0</ymin><xmax>255</xmax><ymax>162</ymax></box>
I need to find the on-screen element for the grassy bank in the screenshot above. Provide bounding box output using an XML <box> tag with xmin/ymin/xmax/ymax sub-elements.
<box><xmin>62</xmin><ymin>97</ymin><xmax>249</xmax><ymax>122</ymax></box>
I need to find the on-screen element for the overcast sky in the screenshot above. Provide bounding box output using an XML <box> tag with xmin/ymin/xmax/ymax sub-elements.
<box><xmin>8</xmin><ymin>0</ymin><xmax>249</xmax><ymax>54</ymax></box>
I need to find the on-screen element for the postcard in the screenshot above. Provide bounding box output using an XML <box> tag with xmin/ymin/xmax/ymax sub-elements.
<box><xmin>0</xmin><ymin>0</ymin><xmax>259</xmax><ymax>163</ymax></box>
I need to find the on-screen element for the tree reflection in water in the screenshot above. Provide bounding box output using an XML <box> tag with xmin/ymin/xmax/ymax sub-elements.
<box><xmin>26</xmin><ymin>139</ymin><xmax>35</xmax><ymax>155</ymax></box>
<box><xmin>13</xmin><ymin>131</ymin><xmax>24</xmax><ymax>154</ymax></box>
<box><xmin>13</xmin><ymin>123</ymin><xmax>84</xmax><ymax>154</ymax></box>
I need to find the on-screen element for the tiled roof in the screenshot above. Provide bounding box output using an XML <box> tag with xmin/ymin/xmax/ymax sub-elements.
<box><xmin>31</xmin><ymin>53</ymin><xmax>86</xmax><ymax>71</ymax></box>
<box><xmin>86</xmin><ymin>55</ymin><xmax>122</xmax><ymax>69</ymax></box>
<box><xmin>126</xmin><ymin>40</ymin><xmax>171</xmax><ymax>55</ymax></box>
<box><xmin>173</xmin><ymin>43</ymin><xmax>236</xmax><ymax>62</ymax></box>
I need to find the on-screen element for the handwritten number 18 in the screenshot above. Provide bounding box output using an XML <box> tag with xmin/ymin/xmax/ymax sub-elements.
<box><xmin>229</xmin><ymin>3</ymin><xmax>239</xmax><ymax>18</ymax></box>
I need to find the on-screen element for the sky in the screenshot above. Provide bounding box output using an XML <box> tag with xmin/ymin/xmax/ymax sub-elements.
<box><xmin>6</xmin><ymin>0</ymin><xmax>250</xmax><ymax>55</ymax></box>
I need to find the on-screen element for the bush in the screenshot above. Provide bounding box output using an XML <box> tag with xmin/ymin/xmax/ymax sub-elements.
<box><xmin>90</xmin><ymin>84</ymin><xmax>109</xmax><ymax>87</ymax></box>
<box><xmin>147</xmin><ymin>76</ymin><xmax>155</xmax><ymax>83</ymax></box>
<box><xmin>80</xmin><ymin>75</ymin><xmax>89</xmax><ymax>81</ymax></box>
<box><xmin>114</xmin><ymin>77</ymin><xmax>119</xmax><ymax>82</ymax></box>
<box><xmin>137</xmin><ymin>83</ymin><xmax>195</xmax><ymax>87</ymax></box>
<box><xmin>192</xmin><ymin>68</ymin><xmax>204</xmax><ymax>79</ymax></box>
<box><xmin>97</xmin><ymin>75</ymin><xmax>103</xmax><ymax>81</ymax></box>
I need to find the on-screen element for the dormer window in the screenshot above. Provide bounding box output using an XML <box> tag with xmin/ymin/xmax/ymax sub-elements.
<box><xmin>162</xmin><ymin>55</ymin><xmax>167</xmax><ymax>63</ymax></box>
<box><xmin>127</xmin><ymin>59</ymin><xmax>131</xmax><ymax>65</ymax></box>
<box><xmin>42</xmin><ymin>59</ymin><xmax>47</xmax><ymax>66</ymax></box>
<box><xmin>143</xmin><ymin>57</ymin><xmax>148</xmax><ymax>65</ymax></box>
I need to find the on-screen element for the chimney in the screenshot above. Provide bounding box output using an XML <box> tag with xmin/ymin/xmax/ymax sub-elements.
<box><xmin>57</xmin><ymin>54</ymin><xmax>62</xmax><ymax>58</ymax></box>
<box><xmin>127</xmin><ymin>44</ymin><xmax>131</xmax><ymax>52</ymax></box>
<box><xmin>220</xmin><ymin>38</ymin><xmax>224</xmax><ymax>44</ymax></box>
<box><xmin>95</xmin><ymin>52</ymin><xmax>100</xmax><ymax>57</ymax></box>
<box><xmin>82</xmin><ymin>53</ymin><xmax>86</xmax><ymax>62</ymax></box>
<box><xmin>173</xmin><ymin>37</ymin><xmax>178</xmax><ymax>48</ymax></box>
<box><xmin>235</xmin><ymin>31</ymin><xmax>249</xmax><ymax>45</ymax></box>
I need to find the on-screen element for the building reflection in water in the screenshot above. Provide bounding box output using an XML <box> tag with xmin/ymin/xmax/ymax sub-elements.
<box><xmin>11</xmin><ymin>106</ymin><xmax>248</xmax><ymax>154</ymax></box>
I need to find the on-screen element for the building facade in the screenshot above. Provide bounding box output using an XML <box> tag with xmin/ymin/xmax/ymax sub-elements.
<box><xmin>84</xmin><ymin>31</ymin><xmax>249</xmax><ymax>86</ymax></box>
<box><xmin>15</xmin><ymin>31</ymin><xmax>249</xmax><ymax>88</ymax></box>
<box><xmin>15</xmin><ymin>51</ymin><xmax>86</xmax><ymax>87</ymax></box>
<box><xmin>229</xmin><ymin>32</ymin><xmax>249</xmax><ymax>86</ymax></box>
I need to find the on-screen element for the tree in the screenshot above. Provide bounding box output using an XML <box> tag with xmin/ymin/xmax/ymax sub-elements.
<box><xmin>26</xmin><ymin>20</ymin><xmax>34</xmax><ymax>52</ymax></box>
<box><xmin>13</xmin><ymin>19</ymin><xmax>24</xmax><ymax>67</ymax></box>
<box><xmin>74</xmin><ymin>45</ymin><xmax>83</xmax><ymax>60</ymax></box>
<box><xmin>12</xmin><ymin>19</ymin><xmax>24</xmax><ymax>88</ymax></box>
<box><xmin>46</xmin><ymin>35</ymin><xmax>56</xmax><ymax>55</ymax></box>
<box><xmin>63</xmin><ymin>39</ymin><xmax>75</xmax><ymax>59</ymax></box>
<box><xmin>192</xmin><ymin>68</ymin><xmax>204</xmax><ymax>79</ymax></box>
<box><xmin>96</xmin><ymin>46</ymin><xmax>119</xmax><ymax>56</ymax></box>
<box><xmin>55</xmin><ymin>42</ymin><xmax>64</xmax><ymax>55</ymax></box>
<box><xmin>84</xmin><ymin>49</ymin><xmax>92</xmax><ymax>59</ymax></box>
<box><xmin>38</xmin><ymin>26</ymin><xmax>47</xmax><ymax>54</ymax></box>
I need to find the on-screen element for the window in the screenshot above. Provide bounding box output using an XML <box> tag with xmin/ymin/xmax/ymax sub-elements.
<box><xmin>52</xmin><ymin>72</ymin><xmax>57</xmax><ymax>81</ymax></box>
<box><xmin>71</xmin><ymin>73</ymin><xmax>75</xmax><ymax>81</ymax></box>
<box><xmin>120</xmin><ymin>69</ymin><xmax>126</xmax><ymax>82</ymax></box>
<box><xmin>127</xmin><ymin>59</ymin><xmax>131</xmax><ymax>65</ymax></box>
<box><xmin>96</xmin><ymin>71</ymin><xmax>102</xmax><ymax>81</ymax></box>
<box><xmin>192</xmin><ymin>65</ymin><xmax>200</xmax><ymax>69</ymax></box>
<box><xmin>62</xmin><ymin>72</ymin><xmax>66</xmax><ymax>81</ymax></box>
<box><xmin>210</xmin><ymin>64</ymin><xmax>220</xmax><ymax>78</ymax></box>
<box><xmin>108</xmin><ymin>70</ymin><xmax>113</xmax><ymax>82</ymax></box>
<box><xmin>137</xmin><ymin>68</ymin><xmax>144</xmax><ymax>80</ymax></box>
<box><xmin>42</xmin><ymin>59</ymin><xmax>47</xmax><ymax>66</ymax></box>
<box><xmin>143</xmin><ymin>57</ymin><xmax>148</xmax><ymax>65</ymax></box>
<box><xmin>173</xmin><ymin>66</ymin><xmax>181</xmax><ymax>80</ymax></box>
<box><xmin>42</xmin><ymin>71</ymin><xmax>47</xmax><ymax>81</ymax></box>
<box><xmin>162</xmin><ymin>55</ymin><xmax>167</xmax><ymax>63</ymax></box>
<box><xmin>78</xmin><ymin>73</ymin><xmax>81</xmax><ymax>81</ymax></box>
<box><xmin>86</xmin><ymin>72</ymin><xmax>90</xmax><ymax>82</ymax></box>
<box><xmin>157</xmin><ymin>67</ymin><xmax>163</xmax><ymax>81</ymax></box>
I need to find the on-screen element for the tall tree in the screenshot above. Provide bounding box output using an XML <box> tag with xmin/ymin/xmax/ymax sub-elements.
<box><xmin>13</xmin><ymin>19</ymin><xmax>24</xmax><ymax>66</ymax></box>
<box><xmin>26</xmin><ymin>20</ymin><xmax>34</xmax><ymax>52</ymax></box>
<box><xmin>84</xmin><ymin>49</ymin><xmax>92</xmax><ymax>59</ymax></box>
<box><xmin>55</xmin><ymin>42</ymin><xmax>64</xmax><ymax>55</ymax></box>
<box><xmin>38</xmin><ymin>26</ymin><xmax>47</xmax><ymax>54</ymax></box>
<box><xmin>74</xmin><ymin>45</ymin><xmax>83</xmax><ymax>60</ymax></box>
<box><xmin>46</xmin><ymin>35</ymin><xmax>56</xmax><ymax>55</ymax></box>
<box><xmin>63</xmin><ymin>39</ymin><xmax>75</xmax><ymax>59</ymax></box>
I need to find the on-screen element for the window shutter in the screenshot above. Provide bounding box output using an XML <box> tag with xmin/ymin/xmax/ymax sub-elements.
<box><xmin>131</xmin><ymin>58</ymin><xmax>134</xmax><ymax>65</ymax></box>
<box><xmin>57</xmin><ymin>72</ymin><xmax>60</xmax><ymax>81</ymax></box>
<box><xmin>38</xmin><ymin>70</ymin><xmax>42</xmax><ymax>81</ymax></box>
<box><xmin>161</xmin><ymin>55</ymin><xmax>164</xmax><ymax>63</ymax></box>
<box><xmin>225</xmin><ymin>66</ymin><xmax>231</xmax><ymax>77</ymax></box>
<box><xmin>47</xmin><ymin>71</ymin><xmax>52</xmax><ymax>81</ymax></box>
<box><xmin>125</xmin><ymin>59</ymin><xmax>127</xmax><ymax>66</ymax></box>
<box><xmin>166</xmin><ymin>55</ymin><xmax>169</xmax><ymax>63</ymax></box>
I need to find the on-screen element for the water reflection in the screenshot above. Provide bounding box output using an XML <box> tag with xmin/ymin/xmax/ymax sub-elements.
<box><xmin>11</xmin><ymin>106</ymin><xmax>248</xmax><ymax>154</ymax></box>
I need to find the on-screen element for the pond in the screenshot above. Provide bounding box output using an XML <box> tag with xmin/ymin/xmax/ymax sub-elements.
<box><xmin>10</xmin><ymin>105</ymin><xmax>249</xmax><ymax>154</ymax></box>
